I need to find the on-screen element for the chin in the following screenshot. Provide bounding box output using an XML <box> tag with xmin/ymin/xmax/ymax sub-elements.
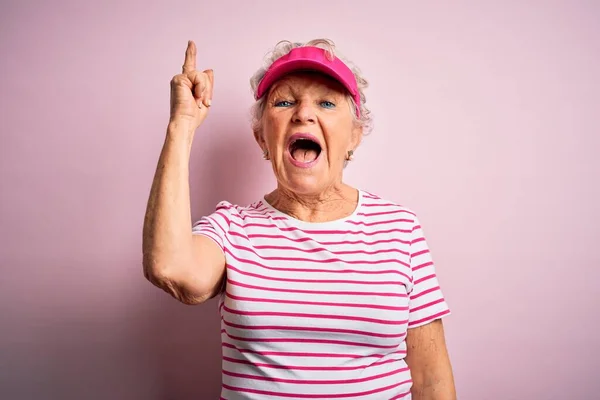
<box><xmin>280</xmin><ymin>174</ymin><xmax>330</xmax><ymax>196</ymax></box>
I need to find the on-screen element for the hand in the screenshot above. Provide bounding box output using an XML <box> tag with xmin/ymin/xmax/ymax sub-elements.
<box><xmin>169</xmin><ymin>40</ymin><xmax>214</xmax><ymax>130</ymax></box>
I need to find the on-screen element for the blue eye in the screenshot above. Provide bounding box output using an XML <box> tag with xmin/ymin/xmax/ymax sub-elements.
<box><xmin>274</xmin><ymin>100</ymin><xmax>294</xmax><ymax>107</ymax></box>
<box><xmin>320</xmin><ymin>101</ymin><xmax>336</xmax><ymax>109</ymax></box>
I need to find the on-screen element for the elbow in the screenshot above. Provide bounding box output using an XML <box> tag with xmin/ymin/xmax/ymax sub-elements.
<box><xmin>410</xmin><ymin>373</ymin><xmax>456</xmax><ymax>400</ymax></box>
<box><xmin>409</xmin><ymin>373</ymin><xmax>428</xmax><ymax>397</ymax></box>
<box><xmin>142</xmin><ymin>254</ymin><xmax>167</xmax><ymax>288</ymax></box>
<box><xmin>142</xmin><ymin>258</ymin><xmax>211</xmax><ymax>305</ymax></box>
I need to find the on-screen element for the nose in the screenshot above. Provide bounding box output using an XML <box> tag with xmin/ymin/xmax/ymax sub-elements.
<box><xmin>292</xmin><ymin>102</ymin><xmax>316</xmax><ymax>124</ymax></box>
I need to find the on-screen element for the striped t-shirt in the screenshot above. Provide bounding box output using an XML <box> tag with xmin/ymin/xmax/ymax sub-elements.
<box><xmin>192</xmin><ymin>190</ymin><xmax>450</xmax><ymax>399</ymax></box>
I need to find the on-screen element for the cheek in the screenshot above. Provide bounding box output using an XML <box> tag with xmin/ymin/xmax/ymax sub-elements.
<box><xmin>264</xmin><ymin>114</ymin><xmax>280</xmax><ymax>130</ymax></box>
<box><xmin>323</xmin><ymin>121</ymin><xmax>355</xmax><ymax>151</ymax></box>
<box><xmin>264</xmin><ymin>109</ymin><xmax>286</xmax><ymax>127</ymax></box>
<box><xmin>262</xmin><ymin>113</ymin><xmax>288</xmax><ymax>147</ymax></box>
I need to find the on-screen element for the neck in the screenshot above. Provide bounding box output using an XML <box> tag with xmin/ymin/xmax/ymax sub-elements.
<box><xmin>265</xmin><ymin>183</ymin><xmax>359</xmax><ymax>223</ymax></box>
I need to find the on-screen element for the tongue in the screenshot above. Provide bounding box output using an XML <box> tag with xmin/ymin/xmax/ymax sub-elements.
<box><xmin>292</xmin><ymin>148</ymin><xmax>318</xmax><ymax>163</ymax></box>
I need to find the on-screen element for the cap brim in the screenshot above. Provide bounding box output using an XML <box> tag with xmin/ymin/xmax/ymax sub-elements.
<box><xmin>255</xmin><ymin>46</ymin><xmax>361</xmax><ymax>117</ymax></box>
<box><xmin>257</xmin><ymin>58</ymin><xmax>357</xmax><ymax>99</ymax></box>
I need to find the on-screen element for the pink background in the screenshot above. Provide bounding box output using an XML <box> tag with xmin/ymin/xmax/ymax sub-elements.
<box><xmin>1</xmin><ymin>1</ymin><xmax>599</xmax><ymax>399</ymax></box>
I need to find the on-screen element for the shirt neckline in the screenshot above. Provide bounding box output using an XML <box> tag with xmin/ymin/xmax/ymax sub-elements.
<box><xmin>260</xmin><ymin>189</ymin><xmax>364</xmax><ymax>228</ymax></box>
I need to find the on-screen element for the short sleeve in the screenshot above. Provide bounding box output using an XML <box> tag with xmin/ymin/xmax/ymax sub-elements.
<box><xmin>407</xmin><ymin>214</ymin><xmax>451</xmax><ymax>328</ymax></box>
<box><xmin>191</xmin><ymin>201</ymin><xmax>233</xmax><ymax>252</ymax></box>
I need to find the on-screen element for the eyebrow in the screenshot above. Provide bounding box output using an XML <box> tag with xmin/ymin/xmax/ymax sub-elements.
<box><xmin>268</xmin><ymin>84</ymin><xmax>293</xmax><ymax>99</ymax></box>
<box><xmin>269</xmin><ymin>84</ymin><xmax>343</xmax><ymax>101</ymax></box>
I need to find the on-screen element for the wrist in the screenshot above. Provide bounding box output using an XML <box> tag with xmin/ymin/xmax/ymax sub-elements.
<box><xmin>166</xmin><ymin>119</ymin><xmax>197</xmax><ymax>152</ymax></box>
<box><xmin>167</xmin><ymin>117</ymin><xmax>197</xmax><ymax>141</ymax></box>
<box><xmin>167</xmin><ymin>117</ymin><xmax>197</xmax><ymax>136</ymax></box>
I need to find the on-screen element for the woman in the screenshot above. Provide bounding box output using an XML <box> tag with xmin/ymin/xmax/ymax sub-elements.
<box><xmin>143</xmin><ymin>38</ymin><xmax>456</xmax><ymax>399</ymax></box>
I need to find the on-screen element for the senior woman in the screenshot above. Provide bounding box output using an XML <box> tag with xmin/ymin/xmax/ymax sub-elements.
<box><xmin>143</xmin><ymin>39</ymin><xmax>456</xmax><ymax>399</ymax></box>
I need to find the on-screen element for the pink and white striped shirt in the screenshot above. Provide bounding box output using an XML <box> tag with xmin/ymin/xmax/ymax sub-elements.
<box><xmin>192</xmin><ymin>190</ymin><xmax>450</xmax><ymax>399</ymax></box>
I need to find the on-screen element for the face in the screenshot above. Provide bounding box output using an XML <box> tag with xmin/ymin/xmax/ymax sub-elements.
<box><xmin>255</xmin><ymin>72</ymin><xmax>362</xmax><ymax>196</ymax></box>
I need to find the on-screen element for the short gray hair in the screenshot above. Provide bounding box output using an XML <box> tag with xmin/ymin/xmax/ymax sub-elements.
<box><xmin>249</xmin><ymin>38</ymin><xmax>373</xmax><ymax>135</ymax></box>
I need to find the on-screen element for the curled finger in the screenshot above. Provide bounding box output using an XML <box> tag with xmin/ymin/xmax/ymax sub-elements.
<box><xmin>203</xmin><ymin>69</ymin><xmax>214</xmax><ymax>107</ymax></box>
<box><xmin>188</xmin><ymin>71</ymin><xmax>206</xmax><ymax>108</ymax></box>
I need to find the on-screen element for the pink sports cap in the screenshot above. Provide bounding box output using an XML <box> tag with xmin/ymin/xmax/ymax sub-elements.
<box><xmin>255</xmin><ymin>46</ymin><xmax>361</xmax><ymax>117</ymax></box>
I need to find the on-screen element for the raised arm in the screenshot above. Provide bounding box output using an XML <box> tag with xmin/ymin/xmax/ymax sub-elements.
<box><xmin>142</xmin><ymin>40</ymin><xmax>224</xmax><ymax>305</ymax></box>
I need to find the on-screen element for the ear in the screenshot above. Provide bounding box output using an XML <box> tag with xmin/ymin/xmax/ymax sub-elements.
<box><xmin>253</xmin><ymin>128</ymin><xmax>267</xmax><ymax>152</ymax></box>
<box><xmin>349</xmin><ymin>123</ymin><xmax>363</xmax><ymax>153</ymax></box>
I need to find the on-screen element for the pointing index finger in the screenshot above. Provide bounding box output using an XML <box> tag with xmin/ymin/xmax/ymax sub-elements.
<box><xmin>182</xmin><ymin>40</ymin><xmax>196</xmax><ymax>74</ymax></box>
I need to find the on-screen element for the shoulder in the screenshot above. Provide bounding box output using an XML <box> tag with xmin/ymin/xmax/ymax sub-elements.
<box><xmin>359</xmin><ymin>189</ymin><xmax>418</xmax><ymax>221</ymax></box>
<box><xmin>211</xmin><ymin>198</ymin><xmax>272</xmax><ymax>221</ymax></box>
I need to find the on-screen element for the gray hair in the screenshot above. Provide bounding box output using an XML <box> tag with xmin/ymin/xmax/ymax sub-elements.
<box><xmin>249</xmin><ymin>38</ymin><xmax>373</xmax><ymax>136</ymax></box>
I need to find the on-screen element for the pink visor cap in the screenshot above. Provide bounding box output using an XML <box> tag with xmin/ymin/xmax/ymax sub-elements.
<box><xmin>255</xmin><ymin>46</ymin><xmax>361</xmax><ymax>118</ymax></box>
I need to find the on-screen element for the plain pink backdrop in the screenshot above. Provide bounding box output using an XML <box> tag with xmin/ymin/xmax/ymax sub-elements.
<box><xmin>1</xmin><ymin>1</ymin><xmax>599</xmax><ymax>399</ymax></box>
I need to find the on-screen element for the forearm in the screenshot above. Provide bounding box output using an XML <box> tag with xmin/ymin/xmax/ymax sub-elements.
<box><xmin>142</xmin><ymin>120</ymin><xmax>197</xmax><ymax>279</ymax></box>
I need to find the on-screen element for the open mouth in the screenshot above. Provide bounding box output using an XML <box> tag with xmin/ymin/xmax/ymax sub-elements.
<box><xmin>289</xmin><ymin>136</ymin><xmax>322</xmax><ymax>164</ymax></box>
